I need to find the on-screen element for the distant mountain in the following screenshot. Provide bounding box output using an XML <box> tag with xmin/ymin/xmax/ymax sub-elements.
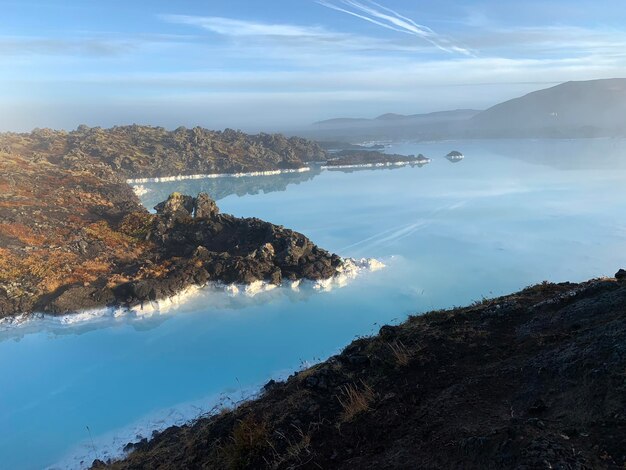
<box><xmin>303</xmin><ymin>78</ymin><xmax>626</xmax><ymax>141</ymax></box>
<box><xmin>313</xmin><ymin>117</ymin><xmax>371</xmax><ymax>126</ymax></box>
<box><xmin>313</xmin><ymin>109</ymin><xmax>481</xmax><ymax>128</ymax></box>
<box><xmin>468</xmin><ymin>78</ymin><xmax>626</xmax><ymax>137</ymax></box>
<box><xmin>307</xmin><ymin>109</ymin><xmax>481</xmax><ymax>141</ymax></box>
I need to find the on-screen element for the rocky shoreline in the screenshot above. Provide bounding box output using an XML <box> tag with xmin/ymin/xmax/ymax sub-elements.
<box><xmin>99</xmin><ymin>272</ymin><xmax>626</xmax><ymax>469</ymax></box>
<box><xmin>50</xmin><ymin>192</ymin><xmax>347</xmax><ymax>315</ymax></box>
<box><xmin>0</xmin><ymin>125</ymin><xmax>438</xmax><ymax>319</ymax></box>
<box><xmin>0</xmin><ymin>186</ymin><xmax>350</xmax><ymax>318</ymax></box>
<box><xmin>0</xmin><ymin>126</ymin><xmax>383</xmax><ymax>319</ymax></box>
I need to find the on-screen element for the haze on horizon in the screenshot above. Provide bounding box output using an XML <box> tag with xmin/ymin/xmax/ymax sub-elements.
<box><xmin>2</xmin><ymin>0</ymin><xmax>626</xmax><ymax>133</ymax></box>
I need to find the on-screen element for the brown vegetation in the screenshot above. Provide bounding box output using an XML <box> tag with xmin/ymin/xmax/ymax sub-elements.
<box><xmin>337</xmin><ymin>381</ymin><xmax>375</xmax><ymax>422</ymax></box>
<box><xmin>221</xmin><ymin>416</ymin><xmax>272</xmax><ymax>469</ymax></box>
<box><xmin>0</xmin><ymin>149</ymin><xmax>152</xmax><ymax>316</ymax></box>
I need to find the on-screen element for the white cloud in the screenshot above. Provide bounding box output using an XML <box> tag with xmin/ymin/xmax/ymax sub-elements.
<box><xmin>161</xmin><ymin>15</ymin><xmax>330</xmax><ymax>38</ymax></box>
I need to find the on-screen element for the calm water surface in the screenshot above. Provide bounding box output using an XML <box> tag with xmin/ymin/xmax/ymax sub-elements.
<box><xmin>1</xmin><ymin>139</ymin><xmax>626</xmax><ymax>469</ymax></box>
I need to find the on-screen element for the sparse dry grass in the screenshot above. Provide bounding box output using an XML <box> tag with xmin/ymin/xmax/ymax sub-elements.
<box><xmin>0</xmin><ymin>249</ymin><xmax>80</xmax><ymax>293</ymax></box>
<box><xmin>296</xmin><ymin>365</ymin><xmax>319</xmax><ymax>382</ymax></box>
<box><xmin>85</xmin><ymin>220</ymin><xmax>147</xmax><ymax>260</ymax></box>
<box><xmin>0</xmin><ymin>223</ymin><xmax>47</xmax><ymax>246</ymax></box>
<box><xmin>221</xmin><ymin>415</ymin><xmax>271</xmax><ymax>470</ymax></box>
<box><xmin>71</xmin><ymin>259</ymin><xmax>113</xmax><ymax>285</ymax></box>
<box><xmin>388</xmin><ymin>340</ymin><xmax>412</xmax><ymax>367</ymax></box>
<box><xmin>119</xmin><ymin>211</ymin><xmax>155</xmax><ymax>239</ymax></box>
<box><xmin>136</xmin><ymin>261</ymin><xmax>171</xmax><ymax>280</ymax></box>
<box><xmin>283</xmin><ymin>430</ymin><xmax>311</xmax><ymax>463</ymax></box>
<box><xmin>106</xmin><ymin>273</ymin><xmax>132</xmax><ymax>289</ymax></box>
<box><xmin>337</xmin><ymin>381</ymin><xmax>375</xmax><ymax>422</ymax></box>
<box><xmin>268</xmin><ymin>425</ymin><xmax>312</xmax><ymax>469</ymax></box>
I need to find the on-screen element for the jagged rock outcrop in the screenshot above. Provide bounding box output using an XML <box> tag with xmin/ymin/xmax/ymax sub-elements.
<box><xmin>105</xmin><ymin>193</ymin><xmax>341</xmax><ymax>310</ymax></box>
<box><xmin>147</xmin><ymin>192</ymin><xmax>341</xmax><ymax>285</ymax></box>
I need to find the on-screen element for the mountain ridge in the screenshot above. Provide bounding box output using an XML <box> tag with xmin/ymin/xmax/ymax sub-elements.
<box><xmin>313</xmin><ymin>108</ymin><xmax>481</xmax><ymax>126</ymax></box>
<box><xmin>306</xmin><ymin>78</ymin><xmax>626</xmax><ymax>140</ymax></box>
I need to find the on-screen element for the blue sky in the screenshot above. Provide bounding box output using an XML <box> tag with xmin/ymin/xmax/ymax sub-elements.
<box><xmin>2</xmin><ymin>0</ymin><xmax>626</xmax><ymax>131</ymax></box>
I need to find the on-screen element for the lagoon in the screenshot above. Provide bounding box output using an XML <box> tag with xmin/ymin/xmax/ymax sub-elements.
<box><xmin>1</xmin><ymin>139</ymin><xmax>626</xmax><ymax>469</ymax></box>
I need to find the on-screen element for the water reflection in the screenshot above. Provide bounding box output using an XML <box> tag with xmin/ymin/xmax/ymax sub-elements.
<box><xmin>324</xmin><ymin>161</ymin><xmax>431</xmax><ymax>173</ymax></box>
<box><xmin>139</xmin><ymin>138</ymin><xmax>626</xmax><ymax>209</ymax></box>
<box><xmin>429</xmin><ymin>138</ymin><xmax>626</xmax><ymax>170</ymax></box>
<box><xmin>138</xmin><ymin>160</ymin><xmax>434</xmax><ymax>207</ymax></box>
<box><xmin>0</xmin><ymin>280</ymin><xmax>345</xmax><ymax>343</ymax></box>
<box><xmin>139</xmin><ymin>167</ymin><xmax>322</xmax><ymax>208</ymax></box>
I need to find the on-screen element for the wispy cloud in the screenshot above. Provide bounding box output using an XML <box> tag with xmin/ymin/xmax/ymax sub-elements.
<box><xmin>162</xmin><ymin>15</ymin><xmax>330</xmax><ymax>38</ymax></box>
<box><xmin>316</xmin><ymin>0</ymin><xmax>474</xmax><ymax>56</ymax></box>
<box><xmin>159</xmin><ymin>14</ymin><xmax>447</xmax><ymax>59</ymax></box>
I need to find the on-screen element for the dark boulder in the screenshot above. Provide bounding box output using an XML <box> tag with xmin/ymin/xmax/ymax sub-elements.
<box><xmin>43</xmin><ymin>285</ymin><xmax>115</xmax><ymax>315</ymax></box>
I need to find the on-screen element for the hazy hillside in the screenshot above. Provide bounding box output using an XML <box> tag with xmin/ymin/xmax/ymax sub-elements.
<box><xmin>314</xmin><ymin>109</ymin><xmax>480</xmax><ymax>128</ymax></box>
<box><xmin>469</xmin><ymin>78</ymin><xmax>626</xmax><ymax>137</ymax></box>
<box><xmin>306</xmin><ymin>109</ymin><xmax>480</xmax><ymax>141</ymax></box>
<box><xmin>303</xmin><ymin>79</ymin><xmax>626</xmax><ymax>141</ymax></box>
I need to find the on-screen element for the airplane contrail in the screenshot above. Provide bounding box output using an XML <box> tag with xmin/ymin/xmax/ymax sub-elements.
<box><xmin>316</xmin><ymin>0</ymin><xmax>474</xmax><ymax>56</ymax></box>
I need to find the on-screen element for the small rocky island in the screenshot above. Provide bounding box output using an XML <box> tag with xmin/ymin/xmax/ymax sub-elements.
<box><xmin>446</xmin><ymin>150</ymin><xmax>465</xmax><ymax>162</ymax></box>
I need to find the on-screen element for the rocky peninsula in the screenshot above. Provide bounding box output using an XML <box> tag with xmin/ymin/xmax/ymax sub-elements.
<box><xmin>0</xmin><ymin>125</ymin><xmax>327</xmax><ymax>179</ymax></box>
<box><xmin>99</xmin><ymin>273</ymin><xmax>626</xmax><ymax>469</ymax></box>
<box><xmin>0</xmin><ymin>126</ymin><xmax>356</xmax><ymax>318</ymax></box>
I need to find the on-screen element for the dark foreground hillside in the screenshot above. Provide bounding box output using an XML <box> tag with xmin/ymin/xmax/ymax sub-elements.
<box><xmin>102</xmin><ymin>274</ymin><xmax>626</xmax><ymax>469</ymax></box>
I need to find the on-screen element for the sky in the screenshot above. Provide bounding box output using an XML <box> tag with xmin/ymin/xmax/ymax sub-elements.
<box><xmin>2</xmin><ymin>0</ymin><xmax>626</xmax><ymax>132</ymax></box>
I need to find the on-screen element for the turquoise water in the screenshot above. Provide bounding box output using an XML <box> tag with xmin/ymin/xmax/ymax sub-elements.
<box><xmin>2</xmin><ymin>139</ymin><xmax>626</xmax><ymax>469</ymax></box>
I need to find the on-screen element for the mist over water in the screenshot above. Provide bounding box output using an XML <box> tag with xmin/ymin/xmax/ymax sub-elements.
<box><xmin>2</xmin><ymin>139</ymin><xmax>626</xmax><ymax>469</ymax></box>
